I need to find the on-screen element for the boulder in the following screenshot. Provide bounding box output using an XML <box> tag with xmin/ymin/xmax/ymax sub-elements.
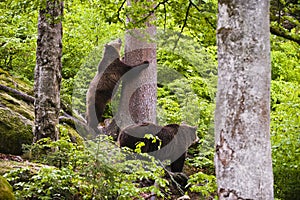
<box><xmin>0</xmin><ymin>107</ymin><xmax>33</xmax><ymax>155</ymax></box>
<box><xmin>0</xmin><ymin>175</ymin><xmax>15</xmax><ymax>200</ymax></box>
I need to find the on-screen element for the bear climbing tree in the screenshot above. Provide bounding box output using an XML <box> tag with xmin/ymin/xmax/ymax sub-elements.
<box><xmin>86</xmin><ymin>39</ymin><xmax>149</xmax><ymax>131</ymax></box>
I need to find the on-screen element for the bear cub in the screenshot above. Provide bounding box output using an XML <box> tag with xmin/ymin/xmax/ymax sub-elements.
<box><xmin>118</xmin><ymin>122</ymin><xmax>198</xmax><ymax>172</ymax></box>
<box><xmin>86</xmin><ymin>39</ymin><xmax>149</xmax><ymax>131</ymax></box>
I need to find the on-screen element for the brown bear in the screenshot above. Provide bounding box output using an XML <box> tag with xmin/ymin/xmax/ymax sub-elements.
<box><xmin>117</xmin><ymin>122</ymin><xmax>198</xmax><ymax>172</ymax></box>
<box><xmin>86</xmin><ymin>39</ymin><xmax>149</xmax><ymax>131</ymax></box>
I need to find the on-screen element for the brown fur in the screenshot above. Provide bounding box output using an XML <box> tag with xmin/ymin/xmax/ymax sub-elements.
<box><xmin>86</xmin><ymin>39</ymin><xmax>149</xmax><ymax>130</ymax></box>
<box><xmin>118</xmin><ymin>122</ymin><xmax>198</xmax><ymax>172</ymax></box>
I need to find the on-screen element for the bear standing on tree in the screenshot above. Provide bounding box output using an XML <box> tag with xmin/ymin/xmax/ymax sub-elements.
<box><xmin>86</xmin><ymin>39</ymin><xmax>149</xmax><ymax>131</ymax></box>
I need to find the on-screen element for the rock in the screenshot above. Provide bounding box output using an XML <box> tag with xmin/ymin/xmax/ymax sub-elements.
<box><xmin>0</xmin><ymin>175</ymin><xmax>15</xmax><ymax>200</ymax></box>
<box><xmin>0</xmin><ymin>107</ymin><xmax>33</xmax><ymax>155</ymax></box>
<box><xmin>0</xmin><ymin>69</ymin><xmax>85</xmax><ymax>155</ymax></box>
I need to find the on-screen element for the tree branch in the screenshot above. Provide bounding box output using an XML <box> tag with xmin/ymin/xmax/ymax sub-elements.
<box><xmin>190</xmin><ymin>0</ymin><xmax>216</xmax><ymax>29</ymax></box>
<box><xmin>136</xmin><ymin>0</ymin><xmax>169</xmax><ymax>24</ymax></box>
<box><xmin>180</xmin><ymin>2</ymin><xmax>191</xmax><ymax>34</ymax></box>
<box><xmin>189</xmin><ymin>0</ymin><xmax>202</xmax><ymax>13</ymax></box>
<box><xmin>117</xmin><ymin>0</ymin><xmax>127</xmax><ymax>23</ymax></box>
<box><xmin>270</xmin><ymin>25</ymin><xmax>300</xmax><ymax>45</ymax></box>
<box><xmin>59</xmin><ymin>113</ymin><xmax>99</xmax><ymax>140</ymax></box>
<box><xmin>0</xmin><ymin>84</ymin><xmax>34</xmax><ymax>104</ymax></box>
<box><xmin>173</xmin><ymin>2</ymin><xmax>192</xmax><ymax>50</ymax></box>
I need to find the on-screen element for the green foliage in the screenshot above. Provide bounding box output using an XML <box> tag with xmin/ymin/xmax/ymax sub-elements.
<box><xmin>271</xmin><ymin>38</ymin><xmax>300</xmax><ymax>83</ymax></box>
<box><xmin>6</xmin><ymin>166</ymin><xmax>83</xmax><ymax>200</ymax></box>
<box><xmin>3</xmin><ymin>0</ymin><xmax>300</xmax><ymax>198</ymax></box>
<box><xmin>186</xmin><ymin>150</ymin><xmax>215</xmax><ymax>175</ymax></box>
<box><xmin>135</xmin><ymin>134</ymin><xmax>162</xmax><ymax>154</ymax></box>
<box><xmin>0</xmin><ymin>1</ymin><xmax>37</xmax><ymax>81</ymax></box>
<box><xmin>188</xmin><ymin>172</ymin><xmax>216</xmax><ymax>198</ymax></box>
<box><xmin>270</xmin><ymin>80</ymin><xmax>300</xmax><ymax>199</ymax></box>
<box><xmin>269</xmin><ymin>27</ymin><xmax>300</xmax><ymax>200</ymax></box>
<box><xmin>93</xmin><ymin>0</ymin><xmax>217</xmax><ymax>45</ymax></box>
<box><xmin>5</xmin><ymin>128</ymin><xmax>168</xmax><ymax>199</ymax></box>
<box><xmin>270</xmin><ymin>0</ymin><xmax>300</xmax><ymax>45</ymax></box>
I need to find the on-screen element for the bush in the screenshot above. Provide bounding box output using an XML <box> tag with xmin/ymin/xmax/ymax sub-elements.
<box><xmin>5</xmin><ymin>128</ymin><xmax>168</xmax><ymax>199</ymax></box>
<box><xmin>271</xmin><ymin>80</ymin><xmax>300</xmax><ymax>199</ymax></box>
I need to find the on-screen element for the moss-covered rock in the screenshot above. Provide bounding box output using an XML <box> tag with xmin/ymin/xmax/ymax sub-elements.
<box><xmin>0</xmin><ymin>92</ymin><xmax>34</xmax><ymax>121</ymax></box>
<box><xmin>0</xmin><ymin>175</ymin><xmax>15</xmax><ymax>200</ymax></box>
<box><xmin>0</xmin><ymin>107</ymin><xmax>33</xmax><ymax>155</ymax></box>
<box><xmin>62</xmin><ymin>124</ymin><xmax>84</xmax><ymax>146</ymax></box>
<box><xmin>0</xmin><ymin>69</ymin><xmax>85</xmax><ymax>155</ymax></box>
<box><xmin>0</xmin><ymin>68</ymin><xmax>33</xmax><ymax>96</ymax></box>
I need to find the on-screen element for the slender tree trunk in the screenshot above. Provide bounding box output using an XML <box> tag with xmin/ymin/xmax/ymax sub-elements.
<box><xmin>215</xmin><ymin>0</ymin><xmax>273</xmax><ymax>199</ymax></box>
<box><xmin>115</xmin><ymin>2</ymin><xmax>157</xmax><ymax>128</ymax></box>
<box><xmin>34</xmin><ymin>0</ymin><xmax>63</xmax><ymax>142</ymax></box>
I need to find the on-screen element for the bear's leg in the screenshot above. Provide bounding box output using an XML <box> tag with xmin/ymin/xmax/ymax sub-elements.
<box><xmin>94</xmin><ymin>100</ymin><xmax>107</xmax><ymax>123</ymax></box>
<box><xmin>170</xmin><ymin>153</ymin><xmax>186</xmax><ymax>172</ymax></box>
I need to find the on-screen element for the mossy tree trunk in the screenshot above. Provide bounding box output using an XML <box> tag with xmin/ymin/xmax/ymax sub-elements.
<box><xmin>34</xmin><ymin>0</ymin><xmax>63</xmax><ymax>142</ymax></box>
<box><xmin>116</xmin><ymin>0</ymin><xmax>157</xmax><ymax>128</ymax></box>
<box><xmin>215</xmin><ymin>0</ymin><xmax>274</xmax><ymax>199</ymax></box>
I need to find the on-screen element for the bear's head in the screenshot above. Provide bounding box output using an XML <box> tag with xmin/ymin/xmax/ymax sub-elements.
<box><xmin>104</xmin><ymin>38</ymin><xmax>122</xmax><ymax>62</ymax></box>
<box><xmin>175</xmin><ymin>124</ymin><xmax>198</xmax><ymax>148</ymax></box>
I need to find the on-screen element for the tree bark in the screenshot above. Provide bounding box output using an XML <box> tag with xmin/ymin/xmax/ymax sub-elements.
<box><xmin>34</xmin><ymin>0</ymin><xmax>63</xmax><ymax>142</ymax></box>
<box><xmin>215</xmin><ymin>0</ymin><xmax>274</xmax><ymax>199</ymax></box>
<box><xmin>115</xmin><ymin>2</ymin><xmax>157</xmax><ymax>129</ymax></box>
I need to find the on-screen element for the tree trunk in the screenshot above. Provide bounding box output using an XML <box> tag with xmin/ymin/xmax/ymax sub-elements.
<box><xmin>215</xmin><ymin>0</ymin><xmax>274</xmax><ymax>199</ymax></box>
<box><xmin>115</xmin><ymin>2</ymin><xmax>157</xmax><ymax>128</ymax></box>
<box><xmin>34</xmin><ymin>0</ymin><xmax>63</xmax><ymax>142</ymax></box>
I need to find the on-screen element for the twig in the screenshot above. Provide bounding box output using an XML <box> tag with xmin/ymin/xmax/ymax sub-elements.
<box><xmin>157</xmin><ymin>160</ymin><xmax>185</xmax><ymax>196</ymax></box>
<box><xmin>117</xmin><ymin>0</ymin><xmax>127</xmax><ymax>24</ymax></box>
<box><xmin>173</xmin><ymin>2</ymin><xmax>192</xmax><ymax>51</ymax></box>
<box><xmin>270</xmin><ymin>26</ymin><xmax>300</xmax><ymax>45</ymax></box>
<box><xmin>136</xmin><ymin>0</ymin><xmax>169</xmax><ymax>24</ymax></box>
<box><xmin>190</xmin><ymin>0</ymin><xmax>216</xmax><ymax>29</ymax></box>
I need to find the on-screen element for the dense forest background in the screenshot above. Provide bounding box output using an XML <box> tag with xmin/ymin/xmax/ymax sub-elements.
<box><xmin>0</xmin><ymin>0</ymin><xmax>299</xmax><ymax>199</ymax></box>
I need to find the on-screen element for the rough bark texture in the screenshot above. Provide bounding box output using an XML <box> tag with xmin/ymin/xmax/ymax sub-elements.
<box><xmin>215</xmin><ymin>0</ymin><xmax>274</xmax><ymax>199</ymax></box>
<box><xmin>34</xmin><ymin>0</ymin><xmax>63</xmax><ymax>142</ymax></box>
<box><xmin>116</xmin><ymin>26</ymin><xmax>157</xmax><ymax>128</ymax></box>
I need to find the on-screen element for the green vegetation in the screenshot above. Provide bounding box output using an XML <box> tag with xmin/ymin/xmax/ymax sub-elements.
<box><xmin>0</xmin><ymin>175</ymin><xmax>15</xmax><ymax>200</ymax></box>
<box><xmin>0</xmin><ymin>0</ymin><xmax>299</xmax><ymax>199</ymax></box>
<box><xmin>5</xmin><ymin>128</ymin><xmax>168</xmax><ymax>199</ymax></box>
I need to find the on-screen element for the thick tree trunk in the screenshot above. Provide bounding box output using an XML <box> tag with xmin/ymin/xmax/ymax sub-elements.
<box><xmin>115</xmin><ymin>5</ymin><xmax>157</xmax><ymax>128</ymax></box>
<box><xmin>34</xmin><ymin>0</ymin><xmax>63</xmax><ymax>142</ymax></box>
<box><xmin>215</xmin><ymin>0</ymin><xmax>274</xmax><ymax>199</ymax></box>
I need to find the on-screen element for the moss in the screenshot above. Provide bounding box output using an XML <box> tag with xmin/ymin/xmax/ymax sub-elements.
<box><xmin>0</xmin><ymin>75</ymin><xmax>33</xmax><ymax>96</ymax></box>
<box><xmin>0</xmin><ymin>175</ymin><xmax>15</xmax><ymax>200</ymax></box>
<box><xmin>0</xmin><ymin>107</ymin><xmax>33</xmax><ymax>155</ymax></box>
<box><xmin>62</xmin><ymin>124</ymin><xmax>84</xmax><ymax>146</ymax></box>
<box><xmin>0</xmin><ymin>160</ymin><xmax>45</xmax><ymax>176</ymax></box>
<box><xmin>0</xmin><ymin>161</ymin><xmax>16</xmax><ymax>176</ymax></box>
<box><xmin>0</xmin><ymin>68</ymin><xmax>85</xmax><ymax>155</ymax></box>
<box><xmin>0</xmin><ymin>69</ymin><xmax>9</xmax><ymax>77</ymax></box>
<box><xmin>0</xmin><ymin>92</ymin><xmax>34</xmax><ymax>120</ymax></box>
